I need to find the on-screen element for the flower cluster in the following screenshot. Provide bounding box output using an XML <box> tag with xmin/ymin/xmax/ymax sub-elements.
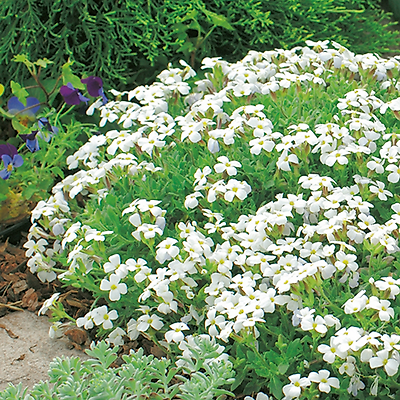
<box><xmin>28</xmin><ymin>41</ymin><xmax>400</xmax><ymax>397</ymax></box>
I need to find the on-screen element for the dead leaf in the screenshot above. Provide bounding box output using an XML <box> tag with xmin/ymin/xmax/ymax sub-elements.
<box><xmin>65</xmin><ymin>298</ymin><xmax>86</xmax><ymax>308</ymax></box>
<box><xmin>64</xmin><ymin>328</ymin><xmax>88</xmax><ymax>345</ymax></box>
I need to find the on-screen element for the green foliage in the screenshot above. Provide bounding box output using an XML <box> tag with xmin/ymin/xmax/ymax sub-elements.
<box><xmin>0</xmin><ymin>56</ymin><xmax>101</xmax><ymax>225</ymax></box>
<box><xmin>27</xmin><ymin>41</ymin><xmax>400</xmax><ymax>398</ymax></box>
<box><xmin>0</xmin><ymin>338</ymin><xmax>234</xmax><ymax>400</ymax></box>
<box><xmin>0</xmin><ymin>0</ymin><xmax>398</xmax><ymax>90</ymax></box>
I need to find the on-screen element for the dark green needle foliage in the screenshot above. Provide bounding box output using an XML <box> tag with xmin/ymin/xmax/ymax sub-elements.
<box><xmin>0</xmin><ymin>0</ymin><xmax>398</xmax><ymax>91</ymax></box>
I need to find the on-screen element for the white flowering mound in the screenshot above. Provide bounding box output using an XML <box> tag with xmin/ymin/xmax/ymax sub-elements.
<box><xmin>28</xmin><ymin>41</ymin><xmax>400</xmax><ymax>398</ymax></box>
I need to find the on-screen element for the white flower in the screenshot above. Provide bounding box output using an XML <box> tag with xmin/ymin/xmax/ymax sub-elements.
<box><xmin>366</xmin><ymin>296</ymin><xmax>394</xmax><ymax>321</ymax></box>
<box><xmin>194</xmin><ymin>166</ymin><xmax>212</xmax><ymax>186</ymax></box>
<box><xmin>317</xmin><ymin>336</ymin><xmax>347</xmax><ymax>363</ymax></box>
<box><xmin>38</xmin><ymin>293</ymin><xmax>60</xmax><ymax>316</ymax></box>
<box><xmin>249</xmin><ymin>136</ymin><xmax>275</xmax><ymax>155</ymax></box>
<box><xmin>338</xmin><ymin>356</ymin><xmax>356</xmax><ymax>376</ymax></box>
<box><xmin>92</xmin><ymin>306</ymin><xmax>118</xmax><ymax>330</ymax></box>
<box><xmin>76</xmin><ymin>311</ymin><xmax>95</xmax><ymax>330</ymax></box>
<box><xmin>137</xmin><ymin>131</ymin><xmax>165</xmax><ymax>155</ymax></box>
<box><xmin>309</xmin><ymin>369</ymin><xmax>340</xmax><ymax>393</ymax></box>
<box><xmin>156</xmin><ymin>238</ymin><xmax>179</xmax><ymax>263</ymax></box>
<box><xmin>276</xmin><ymin>150</ymin><xmax>298</xmax><ymax>171</ymax></box>
<box><xmin>85</xmin><ymin>229</ymin><xmax>113</xmax><ymax>242</ymax></box>
<box><xmin>369</xmin><ymin>181</ymin><xmax>393</xmax><ymax>201</ymax></box>
<box><xmin>244</xmin><ymin>393</ymin><xmax>270</xmax><ymax>400</ymax></box>
<box><xmin>374</xmin><ymin>276</ymin><xmax>400</xmax><ymax>298</ymax></box>
<box><xmin>165</xmin><ymin>322</ymin><xmax>190</xmax><ymax>343</ymax></box>
<box><xmin>100</xmin><ymin>274</ymin><xmax>127</xmax><ymax>301</ymax></box>
<box><xmin>386</xmin><ymin>164</ymin><xmax>400</xmax><ymax>183</ymax></box>
<box><xmin>224</xmin><ymin>179</ymin><xmax>251</xmax><ymax>202</ymax></box>
<box><xmin>335</xmin><ymin>251</ymin><xmax>358</xmax><ymax>271</ymax></box>
<box><xmin>320</xmin><ymin>149</ymin><xmax>349</xmax><ymax>166</ymax></box>
<box><xmin>132</xmin><ymin>223</ymin><xmax>163</xmax><ymax>241</ymax></box>
<box><xmin>214</xmin><ymin>156</ymin><xmax>241</xmax><ymax>176</ymax></box>
<box><xmin>205</xmin><ymin>309</ymin><xmax>226</xmax><ymax>337</ymax></box>
<box><xmin>23</xmin><ymin>238</ymin><xmax>48</xmax><ymax>257</ymax></box>
<box><xmin>301</xmin><ymin>315</ymin><xmax>328</xmax><ymax>334</ymax></box>
<box><xmin>136</xmin><ymin>199</ymin><xmax>163</xmax><ymax>217</ymax></box>
<box><xmin>137</xmin><ymin>314</ymin><xmax>164</xmax><ymax>332</ymax></box>
<box><xmin>282</xmin><ymin>374</ymin><xmax>311</xmax><ymax>398</ymax></box>
<box><xmin>184</xmin><ymin>192</ymin><xmax>203</xmax><ymax>209</ymax></box>
<box><xmin>103</xmin><ymin>254</ymin><xmax>127</xmax><ymax>277</ymax></box>
<box><xmin>107</xmin><ymin>327</ymin><xmax>126</xmax><ymax>346</ymax></box>
<box><xmin>369</xmin><ymin>349</ymin><xmax>399</xmax><ymax>376</ymax></box>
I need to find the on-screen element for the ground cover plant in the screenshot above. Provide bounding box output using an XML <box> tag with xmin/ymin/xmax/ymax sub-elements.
<box><xmin>8</xmin><ymin>41</ymin><xmax>400</xmax><ymax>398</ymax></box>
<box><xmin>0</xmin><ymin>339</ymin><xmax>235</xmax><ymax>400</ymax></box>
<box><xmin>0</xmin><ymin>0</ymin><xmax>398</xmax><ymax>90</ymax></box>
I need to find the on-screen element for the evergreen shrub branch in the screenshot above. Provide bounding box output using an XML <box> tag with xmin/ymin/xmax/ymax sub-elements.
<box><xmin>0</xmin><ymin>0</ymin><xmax>398</xmax><ymax>90</ymax></box>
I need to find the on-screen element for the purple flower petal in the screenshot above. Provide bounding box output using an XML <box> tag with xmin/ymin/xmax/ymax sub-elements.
<box><xmin>20</xmin><ymin>131</ymin><xmax>40</xmax><ymax>152</ymax></box>
<box><xmin>26</xmin><ymin>139</ymin><xmax>40</xmax><ymax>152</ymax></box>
<box><xmin>60</xmin><ymin>83</ymin><xmax>90</xmax><ymax>105</ymax></box>
<box><xmin>0</xmin><ymin>152</ymin><xmax>23</xmax><ymax>179</ymax></box>
<box><xmin>78</xmin><ymin>93</ymin><xmax>90</xmax><ymax>104</ymax></box>
<box><xmin>60</xmin><ymin>84</ymin><xmax>82</xmax><ymax>105</ymax></box>
<box><xmin>0</xmin><ymin>144</ymin><xmax>18</xmax><ymax>158</ymax></box>
<box><xmin>81</xmin><ymin>76</ymin><xmax>103</xmax><ymax>96</ymax></box>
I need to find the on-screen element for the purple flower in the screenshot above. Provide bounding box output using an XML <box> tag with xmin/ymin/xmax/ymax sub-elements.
<box><xmin>0</xmin><ymin>144</ymin><xmax>24</xmax><ymax>180</ymax></box>
<box><xmin>81</xmin><ymin>76</ymin><xmax>108</xmax><ymax>104</ymax></box>
<box><xmin>60</xmin><ymin>83</ymin><xmax>90</xmax><ymax>105</ymax></box>
<box><xmin>37</xmin><ymin>117</ymin><xmax>59</xmax><ymax>142</ymax></box>
<box><xmin>20</xmin><ymin>131</ymin><xmax>40</xmax><ymax>153</ymax></box>
<box><xmin>7</xmin><ymin>97</ymin><xmax>40</xmax><ymax>126</ymax></box>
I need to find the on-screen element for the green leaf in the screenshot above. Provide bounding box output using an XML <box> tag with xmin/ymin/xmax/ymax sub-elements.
<box><xmin>22</xmin><ymin>185</ymin><xmax>40</xmax><ymax>201</ymax></box>
<box><xmin>286</xmin><ymin>338</ymin><xmax>302</xmax><ymax>359</ymax></box>
<box><xmin>0</xmin><ymin>192</ymin><xmax>7</xmax><ymax>202</ymax></box>
<box><xmin>10</xmin><ymin>81</ymin><xmax>29</xmax><ymax>106</ymax></box>
<box><xmin>12</xmin><ymin>54</ymin><xmax>33</xmax><ymax>68</ymax></box>
<box><xmin>177</xmin><ymin>41</ymin><xmax>196</xmax><ymax>55</ymax></box>
<box><xmin>84</xmin><ymin>341</ymin><xmax>118</xmax><ymax>369</ymax></box>
<box><xmin>202</xmin><ymin>10</ymin><xmax>234</xmax><ymax>31</ymax></box>
<box><xmin>0</xmin><ymin>84</ymin><xmax>4</xmax><ymax>97</ymax></box>
<box><xmin>62</xmin><ymin>61</ymin><xmax>85</xmax><ymax>90</ymax></box>
<box><xmin>270</xmin><ymin>375</ymin><xmax>284</xmax><ymax>399</ymax></box>
<box><xmin>51</xmin><ymin>166</ymin><xmax>64</xmax><ymax>179</ymax></box>
<box><xmin>105</xmin><ymin>194</ymin><xmax>117</xmax><ymax>207</ymax></box>
<box><xmin>35</xmin><ymin>58</ymin><xmax>53</xmax><ymax>68</ymax></box>
<box><xmin>278</xmin><ymin>363</ymin><xmax>289</xmax><ymax>374</ymax></box>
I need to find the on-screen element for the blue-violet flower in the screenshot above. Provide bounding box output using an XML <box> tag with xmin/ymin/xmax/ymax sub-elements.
<box><xmin>0</xmin><ymin>144</ymin><xmax>24</xmax><ymax>180</ymax></box>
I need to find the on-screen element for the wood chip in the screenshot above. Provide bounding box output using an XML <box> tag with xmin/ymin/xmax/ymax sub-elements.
<box><xmin>21</xmin><ymin>288</ymin><xmax>39</xmax><ymax>311</ymax></box>
<box><xmin>12</xmin><ymin>280</ymin><xmax>28</xmax><ymax>295</ymax></box>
